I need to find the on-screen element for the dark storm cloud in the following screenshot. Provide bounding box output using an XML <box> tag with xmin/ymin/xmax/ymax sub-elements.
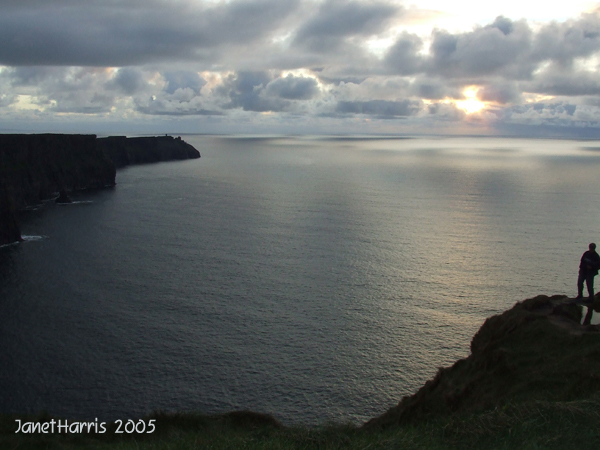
<box><xmin>50</xmin><ymin>98</ymin><xmax>114</xmax><ymax>114</ymax></box>
<box><xmin>315</xmin><ymin>75</ymin><xmax>368</xmax><ymax>86</ymax></box>
<box><xmin>226</xmin><ymin>71</ymin><xmax>273</xmax><ymax>96</ymax></box>
<box><xmin>292</xmin><ymin>0</ymin><xmax>401</xmax><ymax>53</ymax></box>
<box><xmin>531</xmin><ymin>11</ymin><xmax>600</xmax><ymax>67</ymax></box>
<box><xmin>110</xmin><ymin>68</ymin><xmax>146</xmax><ymax>95</ymax></box>
<box><xmin>0</xmin><ymin>65</ymin><xmax>129</xmax><ymax>113</ymax></box>
<box><xmin>219</xmin><ymin>71</ymin><xmax>322</xmax><ymax>112</ymax></box>
<box><xmin>426</xmin><ymin>16</ymin><xmax>534</xmax><ymax>79</ymax></box>
<box><xmin>335</xmin><ymin>99</ymin><xmax>421</xmax><ymax>117</ymax></box>
<box><xmin>163</xmin><ymin>71</ymin><xmax>206</xmax><ymax>95</ymax></box>
<box><xmin>227</xmin><ymin>93</ymin><xmax>289</xmax><ymax>112</ymax></box>
<box><xmin>265</xmin><ymin>74</ymin><xmax>319</xmax><ymax>100</ymax></box>
<box><xmin>477</xmin><ymin>82</ymin><xmax>521</xmax><ymax>104</ymax></box>
<box><xmin>383</xmin><ymin>12</ymin><xmax>600</xmax><ymax>84</ymax></box>
<box><xmin>0</xmin><ymin>0</ymin><xmax>301</xmax><ymax>66</ymax></box>
<box><xmin>135</xmin><ymin>98</ymin><xmax>223</xmax><ymax>116</ymax></box>
<box><xmin>525</xmin><ymin>68</ymin><xmax>600</xmax><ymax>96</ymax></box>
<box><xmin>2</xmin><ymin>66</ymin><xmax>67</xmax><ymax>86</ymax></box>
<box><xmin>507</xmin><ymin>102</ymin><xmax>573</xmax><ymax>116</ymax></box>
<box><xmin>223</xmin><ymin>71</ymin><xmax>288</xmax><ymax>112</ymax></box>
<box><xmin>410</xmin><ymin>78</ymin><xmax>461</xmax><ymax>100</ymax></box>
<box><xmin>42</xmin><ymin>68</ymin><xmax>117</xmax><ymax>114</ymax></box>
<box><xmin>381</xmin><ymin>11</ymin><xmax>600</xmax><ymax>95</ymax></box>
<box><xmin>502</xmin><ymin>102</ymin><xmax>580</xmax><ymax>125</ymax></box>
<box><xmin>583</xmin><ymin>97</ymin><xmax>600</xmax><ymax>107</ymax></box>
<box><xmin>383</xmin><ymin>16</ymin><xmax>535</xmax><ymax>80</ymax></box>
<box><xmin>384</xmin><ymin>32</ymin><xmax>424</xmax><ymax>75</ymax></box>
<box><xmin>426</xmin><ymin>102</ymin><xmax>466</xmax><ymax>121</ymax></box>
<box><xmin>0</xmin><ymin>93</ymin><xmax>16</xmax><ymax>108</ymax></box>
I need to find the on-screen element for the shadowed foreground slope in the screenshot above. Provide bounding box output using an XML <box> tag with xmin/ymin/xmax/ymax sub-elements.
<box><xmin>364</xmin><ymin>294</ymin><xmax>600</xmax><ymax>429</ymax></box>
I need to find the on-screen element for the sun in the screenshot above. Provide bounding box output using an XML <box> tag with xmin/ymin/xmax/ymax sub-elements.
<box><xmin>456</xmin><ymin>87</ymin><xmax>485</xmax><ymax>114</ymax></box>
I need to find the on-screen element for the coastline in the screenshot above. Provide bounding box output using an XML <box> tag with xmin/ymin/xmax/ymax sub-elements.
<box><xmin>0</xmin><ymin>134</ymin><xmax>200</xmax><ymax>246</ymax></box>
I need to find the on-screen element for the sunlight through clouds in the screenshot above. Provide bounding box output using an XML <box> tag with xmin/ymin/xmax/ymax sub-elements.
<box><xmin>456</xmin><ymin>88</ymin><xmax>486</xmax><ymax>114</ymax></box>
<box><xmin>0</xmin><ymin>1</ymin><xmax>599</xmax><ymax>136</ymax></box>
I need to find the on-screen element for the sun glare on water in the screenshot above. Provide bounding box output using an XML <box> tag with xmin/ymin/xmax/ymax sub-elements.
<box><xmin>456</xmin><ymin>88</ymin><xmax>485</xmax><ymax>114</ymax></box>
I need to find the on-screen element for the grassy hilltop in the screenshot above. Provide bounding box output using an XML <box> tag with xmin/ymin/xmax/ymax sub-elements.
<box><xmin>3</xmin><ymin>295</ymin><xmax>600</xmax><ymax>449</ymax></box>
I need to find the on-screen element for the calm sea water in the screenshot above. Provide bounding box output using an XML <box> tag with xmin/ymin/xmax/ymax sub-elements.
<box><xmin>2</xmin><ymin>135</ymin><xmax>600</xmax><ymax>425</ymax></box>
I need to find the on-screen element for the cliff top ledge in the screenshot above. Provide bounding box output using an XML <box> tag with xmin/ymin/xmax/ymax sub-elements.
<box><xmin>97</xmin><ymin>135</ymin><xmax>200</xmax><ymax>168</ymax></box>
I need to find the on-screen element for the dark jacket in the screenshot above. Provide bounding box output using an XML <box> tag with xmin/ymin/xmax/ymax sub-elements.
<box><xmin>580</xmin><ymin>250</ymin><xmax>600</xmax><ymax>276</ymax></box>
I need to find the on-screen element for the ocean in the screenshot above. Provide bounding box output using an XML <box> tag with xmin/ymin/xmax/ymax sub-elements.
<box><xmin>1</xmin><ymin>135</ymin><xmax>600</xmax><ymax>425</ymax></box>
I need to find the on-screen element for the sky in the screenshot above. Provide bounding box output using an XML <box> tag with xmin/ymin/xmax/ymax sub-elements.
<box><xmin>1</xmin><ymin>0</ymin><xmax>600</xmax><ymax>137</ymax></box>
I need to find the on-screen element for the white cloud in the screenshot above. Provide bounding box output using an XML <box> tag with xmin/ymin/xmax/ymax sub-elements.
<box><xmin>0</xmin><ymin>1</ymin><xmax>600</xmax><ymax>136</ymax></box>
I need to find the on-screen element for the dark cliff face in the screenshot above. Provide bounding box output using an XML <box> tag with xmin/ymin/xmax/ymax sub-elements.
<box><xmin>0</xmin><ymin>134</ymin><xmax>116</xmax><ymax>208</ymax></box>
<box><xmin>0</xmin><ymin>134</ymin><xmax>117</xmax><ymax>245</ymax></box>
<box><xmin>0</xmin><ymin>134</ymin><xmax>200</xmax><ymax>246</ymax></box>
<box><xmin>0</xmin><ymin>182</ymin><xmax>22</xmax><ymax>245</ymax></box>
<box><xmin>97</xmin><ymin>135</ymin><xmax>200</xmax><ymax>168</ymax></box>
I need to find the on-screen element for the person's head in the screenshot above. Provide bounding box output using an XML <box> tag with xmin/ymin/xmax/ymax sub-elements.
<box><xmin>590</xmin><ymin>243</ymin><xmax>596</xmax><ymax>251</ymax></box>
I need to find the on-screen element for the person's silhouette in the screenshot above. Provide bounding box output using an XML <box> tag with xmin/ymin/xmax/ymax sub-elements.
<box><xmin>577</xmin><ymin>243</ymin><xmax>600</xmax><ymax>302</ymax></box>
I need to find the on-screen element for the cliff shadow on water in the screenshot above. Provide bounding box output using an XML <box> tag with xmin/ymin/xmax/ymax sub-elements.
<box><xmin>0</xmin><ymin>134</ymin><xmax>200</xmax><ymax>246</ymax></box>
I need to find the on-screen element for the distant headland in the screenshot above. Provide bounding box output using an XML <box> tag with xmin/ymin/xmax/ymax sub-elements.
<box><xmin>0</xmin><ymin>134</ymin><xmax>200</xmax><ymax>246</ymax></box>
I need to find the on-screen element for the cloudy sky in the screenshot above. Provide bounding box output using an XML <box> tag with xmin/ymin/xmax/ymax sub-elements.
<box><xmin>1</xmin><ymin>0</ymin><xmax>600</xmax><ymax>136</ymax></box>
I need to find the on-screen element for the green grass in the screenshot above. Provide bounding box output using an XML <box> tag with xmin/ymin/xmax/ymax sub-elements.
<box><xmin>3</xmin><ymin>395</ymin><xmax>600</xmax><ymax>450</ymax></box>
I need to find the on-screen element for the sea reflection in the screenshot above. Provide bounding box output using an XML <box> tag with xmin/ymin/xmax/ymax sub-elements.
<box><xmin>4</xmin><ymin>135</ymin><xmax>600</xmax><ymax>424</ymax></box>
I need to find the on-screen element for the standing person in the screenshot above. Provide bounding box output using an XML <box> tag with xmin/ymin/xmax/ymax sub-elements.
<box><xmin>577</xmin><ymin>243</ymin><xmax>600</xmax><ymax>301</ymax></box>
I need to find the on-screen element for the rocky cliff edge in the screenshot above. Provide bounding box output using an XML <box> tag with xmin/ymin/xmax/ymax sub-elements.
<box><xmin>364</xmin><ymin>294</ymin><xmax>600</xmax><ymax>429</ymax></box>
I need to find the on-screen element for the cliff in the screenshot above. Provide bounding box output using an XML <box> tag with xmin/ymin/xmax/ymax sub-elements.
<box><xmin>97</xmin><ymin>135</ymin><xmax>200</xmax><ymax>168</ymax></box>
<box><xmin>364</xmin><ymin>294</ymin><xmax>600</xmax><ymax>429</ymax></box>
<box><xmin>0</xmin><ymin>134</ymin><xmax>200</xmax><ymax>246</ymax></box>
<box><xmin>0</xmin><ymin>134</ymin><xmax>116</xmax><ymax>208</ymax></box>
<box><xmin>0</xmin><ymin>182</ymin><xmax>22</xmax><ymax>245</ymax></box>
<box><xmin>0</xmin><ymin>134</ymin><xmax>116</xmax><ymax>245</ymax></box>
